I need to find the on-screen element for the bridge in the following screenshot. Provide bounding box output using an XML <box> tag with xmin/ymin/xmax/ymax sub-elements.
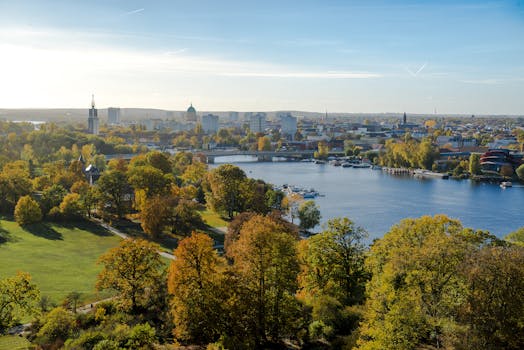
<box><xmin>199</xmin><ymin>149</ymin><xmax>345</xmax><ymax>163</ymax></box>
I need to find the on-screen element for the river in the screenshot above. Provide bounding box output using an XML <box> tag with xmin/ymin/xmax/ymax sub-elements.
<box><xmin>213</xmin><ymin>156</ymin><xmax>524</xmax><ymax>240</ymax></box>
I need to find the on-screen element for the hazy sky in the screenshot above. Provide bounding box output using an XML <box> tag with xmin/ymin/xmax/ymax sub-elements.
<box><xmin>0</xmin><ymin>0</ymin><xmax>523</xmax><ymax>114</ymax></box>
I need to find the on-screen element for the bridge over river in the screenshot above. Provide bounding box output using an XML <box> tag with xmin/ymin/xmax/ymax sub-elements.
<box><xmin>200</xmin><ymin>149</ymin><xmax>345</xmax><ymax>163</ymax></box>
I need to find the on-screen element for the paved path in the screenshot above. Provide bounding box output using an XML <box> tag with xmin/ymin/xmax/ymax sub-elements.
<box><xmin>90</xmin><ymin>217</ymin><xmax>176</xmax><ymax>260</ymax></box>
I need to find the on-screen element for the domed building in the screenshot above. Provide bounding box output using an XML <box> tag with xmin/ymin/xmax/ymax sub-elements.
<box><xmin>185</xmin><ymin>103</ymin><xmax>197</xmax><ymax>122</ymax></box>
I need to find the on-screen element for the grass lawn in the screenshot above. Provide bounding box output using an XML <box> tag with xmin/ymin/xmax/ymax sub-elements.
<box><xmin>200</xmin><ymin>208</ymin><xmax>228</xmax><ymax>228</ymax></box>
<box><xmin>0</xmin><ymin>218</ymin><xmax>122</xmax><ymax>305</ymax></box>
<box><xmin>0</xmin><ymin>335</ymin><xmax>30</xmax><ymax>350</ymax></box>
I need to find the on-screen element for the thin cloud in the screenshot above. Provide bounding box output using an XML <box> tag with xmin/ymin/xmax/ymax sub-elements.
<box><xmin>122</xmin><ymin>8</ymin><xmax>145</xmax><ymax>16</ymax></box>
<box><xmin>220</xmin><ymin>71</ymin><xmax>381</xmax><ymax>79</ymax></box>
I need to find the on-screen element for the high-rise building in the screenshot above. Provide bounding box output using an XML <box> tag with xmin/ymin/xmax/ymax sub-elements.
<box><xmin>201</xmin><ymin>114</ymin><xmax>219</xmax><ymax>134</ymax></box>
<box><xmin>185</xmin><ymin>103</ymin><xmax>197</xmax><ymax>122</ymax></box>
<box><xmin>280</xmin><ymin>113</ymin><xmax>297</xmax><ymax>138</ymax></box>
<box><xmin>108</xmin><ymin>107</ymin><xmax>121</xmax><ymax>124</ymax></box>
<box><xmin>249</xmin><ymin>113</ymin><xmax>267</xmax><ymax>133</ymax></box>
<box><xmin>88</xmin><ymin>95</ymin><xmax>99</xmax><ymax>135</ymax></box>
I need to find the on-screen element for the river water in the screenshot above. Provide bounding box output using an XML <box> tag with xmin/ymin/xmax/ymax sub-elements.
<box><xmin>213</xmin><ymin>156</ymin><xmax>523</xmax><ymax>240</ymax></box>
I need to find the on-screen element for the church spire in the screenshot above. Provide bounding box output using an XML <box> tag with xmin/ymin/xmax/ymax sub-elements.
<box><xmin>91</xmin><ymin>94</ymin><xmax>95</xmax><ymax>108</ymax></box>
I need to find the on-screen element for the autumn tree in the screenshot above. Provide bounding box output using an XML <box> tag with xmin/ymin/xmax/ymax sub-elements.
<box><xmin>140</xmin><ymin>195</ymin><xmax>175</xmax><ymax>237</ymax></box>
<box><xmin>229</xmin><ymin>215</ymin><xmax>300</xmax><ymax>346</ymax></box>
<box><xmin>168</xmin><ymin>232</ymin><xmax>225</xmax><ymax>344</ymax></box>
<box><xmin>298</xmin><ymin>200</ymin><xmax>321</xmax><ymax>232</ymax></box>
<box><xmin>59</xmin><ymin>193</ymin><xmax>83</xmax><ymax>219</ymax></box>
<box><xmin>314</xmin><ymin>141</ymin><xmax>329</xmax><ymax>159</ymax></box>
<box><xmin>299</xmin><ymin>218</ymin><xmax>367</xmax><ymax>306</ymax></box>
<box><xmin>206</xmin><ymin>164</ymin><xmax>247</xmax><ymax>219</ymax></box>
<box><xmin>0</xmin><ymin>162</ymin><xmax>32</xmax><ymax>212</ymax></box>
<box><xmin>357</xmin><ymin>215</ymin><xmax>495</xmax><ymax>350</ymax></box>
<box><xmin>97</xmin><ymin>239</ymin><xmax>165</xmax><ymax>312</ymax></box>
<box><xmin>257</xmin><ymin>136</ymin><xmax>271</xmax><ymax>151</ymax></box>
<box><xmin>0</xmin><ymin>272</ymin><xmax>40</xmax><ymax>333</ymax></box>
<box><xmin>14</xmin><ymin>195</ymin><xmax>43</xmax><ymax>225</ymax></box>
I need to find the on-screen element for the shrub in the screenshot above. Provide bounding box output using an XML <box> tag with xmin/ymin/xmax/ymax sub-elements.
<box><xmin>14</xmin><ymin>195</ymin><xmax>42</xmax><ymax>225</ymax></box>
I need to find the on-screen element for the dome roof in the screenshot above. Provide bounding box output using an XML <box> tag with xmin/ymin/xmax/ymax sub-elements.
<box><xmin>187</xmin><ymin>104</ymin><xmax>196</xmax><ymax>113</ymax></box>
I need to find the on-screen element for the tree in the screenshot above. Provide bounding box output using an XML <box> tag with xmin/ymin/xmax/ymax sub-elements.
<box><xmin>357</xmin><ymin>215</ymin><xmax>495</xmax><ymax>350</ymax></box>
<box><xmin>299</xmin><ymin>218</ymin><xmax>367</xmax><ymax>306</ymax></box>
<box><xmin>516</xmin><ymin>164</ymin><xmax>524</xmax><ymax>181</ymax></box>
<box><xmin>170</xmin><ymin>199</ymin><xmax>204</xmax><ymax>236</ymax></box>
<box><xmin>314</xmin><ymin>141</ymin><xmax>329</xmax><ymax>159</ymax></box>
<box><xmin>37</xmin><ymin>307</ymin><xmax>75</xmax><ymax>342</ymax></box>
<box><xmin>229</xmin><ymin>215</ymin><xmax>300</xmax><ymax>346</ymax></box>
<box><xmin>298</xmin><ymin>200</ymin><xmax>321</xmax><ymax>232</ymax></box>
<box><xmin>127</xmin><ymin>165</ymin><xmax>173</xmax><ymax>200</ymax></box>
<box><xmin>0</xmin><ymin>272</ymin><xmax>40</xmax><ymax>333</ymax></box>
<box><xmin>95</xmin><ymin>169</ymin><xmax>130</xmax><ymax>218</ymax></box>
<box><xmin>206</xmin><ymin>164</ymin><xmax>247</xmax><ymax>219</ymax></box>
<box><xmin>168</xmin><ymin>232</ymin><xmax>225</xmax><ymax>344</ymax></box>
<box><xmin>469</xmin><ymin>153</ymin><xmax>482</xmax><ymax>175</ymax></box>
<box><xmin>506</xmin><ymin>226</ymin><xmax>524</xmax><ymax>247</ymax></box>
<box><xmin>140</xmin><ymin>195</ymin><xmax>174</xmax><ymax>237</ymax></box>
<box><xmin>0</xmin><ymin>162</ymin><xmax>32</xmax><ymax>212</ymax></box>
<box><xmin>500</xmin><ymin>164</ymin><xmax>514</xmax><ymax>178</ymax></box>
<box><xmin>97</xmin><ymin>239</ymin><xmax>165</xmax><ymax>312</ymax></box>
<box><xmin>40</xmin><ymin>184</ymin><xmax>68</xmax><ymax>215</ymax></box>
<box><xmin>59</xmin><ymin>193</ymin><xmax>83</xmax><ymax>219</ymax></box>
<box><xmin>145</xmin><ymin>151</ymin><xmax>173</xmax><ymax>174</ymax></box>
<box><xmin>63</xmin><ymin>291</ymin><xmax>81</xmax><ymax>313</ymax></box>
<box><xmin>257</xmin><ymin>136</ymin><xmax>271</xmax><ymax>151</ymax></box>
<box><xmin>14</xmin><ymin>195</ymin><xmax>43</xmax><ymax>225</ymax></box>
<box><xmin>456</xmin><ymin>245</ymin><xmax>524</xmax><ymax>350</ymax></box>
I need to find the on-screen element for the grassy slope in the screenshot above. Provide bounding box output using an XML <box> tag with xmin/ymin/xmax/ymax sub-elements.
<box><xmin>0</xmin><ymin>335</ymin><xmax>30</xmax><ymax>350</ymax></box>
<box><xmin>0</xmin><ymin>219</ymin><xmax>121</xmax><ymax>305</ymax></box>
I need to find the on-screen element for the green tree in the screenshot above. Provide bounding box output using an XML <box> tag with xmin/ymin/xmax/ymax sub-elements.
<box><xmin>469</xmin><ymin>153</ymin><xmax>482</xmax><ymax>175</ymax></box>
<box><xmin>299</xmin><ymin>218</ymin><xmax>367</xmax><ymax>306</ymax></box>
<box><xmin>298</xmin><ymin>200</ymin><xmax>321</xmax><ymax>232</ymax></box>
<box><xmin>14</xmin><ymin>195</ymin><xmax>43</xmax><ymax>225</ymax></box>
<box><xmin>0</xmin><ymin>272</ymin><xmax>40</xmax><ymax>332</ymax></box>
<box><xmin>516</xmin><ymin>164</ymin><xmax>524</xmax><ymax>181</ymax></box>
<box><xmin>206</xmin><ymin>164</ymin><xmax>247</xmax><ymax>219</ymax></box>
<box><xmin>168</xmin><ymin>232</ymin><xmax>225</xmax><ymax>344</ymax></box>
<box><xmin>40</xmin><ymin>184</ymin><xmax>68</xmax><ymax>215</ymax></box>
<box><xmin>506</xmin><ymin>226</ymin><xmax>524</xmax><ymax>247</ymax></box>
<box><xmin>127</xmin><ymin>165</ymin><xmax>173</xmax><ymax>199</ymax></box>
<box><xmin>97</xmin><ymin>239</ymin><xmax>165</xmax><ymax>312</ymax></box>
<box><xmin>456</xmin><ymin>245</ymin><xmax>524</xmax><ymax>350</ymax></box>
<box><xmin>229</xmin><ymin>215</ymin><xmax>300</xmax><ymax>346</ymax></box>
<box><xmin>0</xmin><ymin>162</ymin><xmax>32</xmax><ymax>212</ymax></box>
<box><xmin>314</xmin><ymin>141</ymin><xmax>329</xmax><ymax>160</ymax></box>
<box><xmin>36</xmin><ymin>307</ymin><xmax>75</xmax><ymax>343</ymax></box>
<box><xmin>357</xmin><ymin>215</ymin><xmax>495</xmax><ymax>350</ymax></box>
<box><xmin>95</xmin><ymin>170</ymin><xmax>130</xmax><ymax>218</ymax></box>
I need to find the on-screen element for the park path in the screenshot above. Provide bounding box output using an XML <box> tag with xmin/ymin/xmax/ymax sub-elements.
<box><xmin>90</xmin><ymin>217</ymin><xmax>176</xmax><ymax>260</ymax></box>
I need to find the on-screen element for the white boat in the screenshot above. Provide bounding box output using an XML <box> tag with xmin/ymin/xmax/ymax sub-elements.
<box><xmin>500</xmin><ymin>181</ymin><xmax>512</xmax><ymax>188</ymax></box>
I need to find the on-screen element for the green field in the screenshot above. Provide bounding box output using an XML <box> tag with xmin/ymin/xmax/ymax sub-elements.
<box><xmin>200</xmin><ymin>208</ymin><xmax>228</xmax><ymax>228</ymax></box>
<box><xmin>0</xmin><ymin>335</ymin><xmax>30</xmax><ymax>350</ymax></box>
<box><xmin>0</xmin><ymin>218</ymin><xmax>121</xmax><ymax>305</ymax></box>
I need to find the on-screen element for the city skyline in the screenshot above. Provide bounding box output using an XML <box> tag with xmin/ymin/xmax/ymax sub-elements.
<box><xmin>0</xmin><ymin>0</ymin><xmax>523</xmax><ymax>114</ymax></box>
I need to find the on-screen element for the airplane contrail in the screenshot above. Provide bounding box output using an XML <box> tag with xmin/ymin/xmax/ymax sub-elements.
<box><xmin>123</xmin><ymin>8</ymin><xmax>145</xmax><ymax>16</ymax></box>
<box><xmin>405</xmin><ymin>62</ymin><xmax>428</xmax><ymax>77</ymax></box>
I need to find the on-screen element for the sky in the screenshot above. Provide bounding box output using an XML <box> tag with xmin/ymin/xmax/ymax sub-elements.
<box><xmin>0</xmin><ymin>0</ymin><xmax>523</xmax><ymax>114</ymax></box>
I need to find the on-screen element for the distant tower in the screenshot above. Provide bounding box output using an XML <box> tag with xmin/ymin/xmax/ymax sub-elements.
<box><xmin>108</xmin><ymin>107</ymin><xmax>121</xmax><ymax>124</ymax></box>
<box><xmin>403</xmin><ymin>112</ymin><xmax>407</xmax><ymax>125</ymax></box>
<box><xmin>88</xmin><ymin>95</ymin><xmax>99</xmax><ymax>135</ymax></box>
<box><xmin>185</xmin><ymin>103</ymin><xmax>197</xmax><ymax>122</ymax></box>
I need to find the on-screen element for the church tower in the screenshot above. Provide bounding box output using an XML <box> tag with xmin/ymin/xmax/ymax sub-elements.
<box><xmin>88</xmin><ymin>94</ymin><xmax>99</xmax><ymax>135</ymax></box>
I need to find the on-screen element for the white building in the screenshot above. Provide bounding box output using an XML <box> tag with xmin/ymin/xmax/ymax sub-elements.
<box><xmin>107</xmin><ymin>107</ymin><xmax>121</xmax><ymax>124</ymax></box>
<box><xmin>201</xmin><ymin>114</ymin><xmax>219</xmax><ymax>134</ymax></box>
<box><xmin>280</xmin><ymin>113</ymin><xmax>297</xmax><ymax>138</ymax></box>
<box><xmin>249</xmin><ymin>113</ymin><xmax>267</xmax><ymax>133</ymax></box>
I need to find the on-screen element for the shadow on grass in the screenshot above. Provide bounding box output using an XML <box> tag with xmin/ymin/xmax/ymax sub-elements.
<box><xmin>23</xmin><ymin>222</ymin><xmax>63</xmax><ymax>240</ymax></box>
<box><xmin>53</xmin><ymin>219</ymin><xmax>113</xmax><ymax>237</ymax></box>
<box><xmin>0</xmin><ymin>226</ymin><xmax>14</xmax><ymax>244</ymax></box>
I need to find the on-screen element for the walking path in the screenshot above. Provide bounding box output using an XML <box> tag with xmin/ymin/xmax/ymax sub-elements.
<box><xmin>90</xmin><ymin>217</ymin><xmax>176</xmax><ymax>260</ymax></box>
